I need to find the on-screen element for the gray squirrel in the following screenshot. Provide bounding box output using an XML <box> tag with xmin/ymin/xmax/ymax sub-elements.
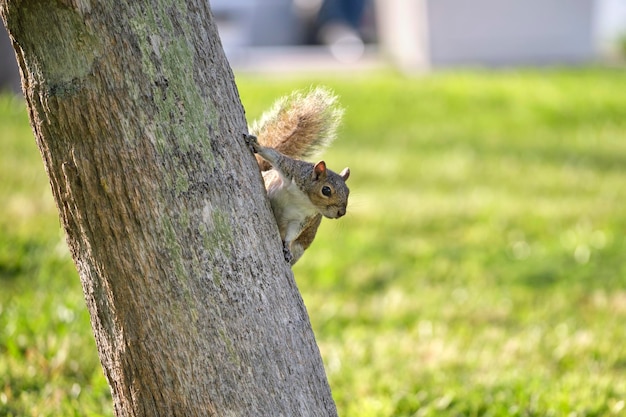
<box><xmin>244</xmin><ymin>87</ymin><xmax>350</xmax><ymax>265</ymax></box>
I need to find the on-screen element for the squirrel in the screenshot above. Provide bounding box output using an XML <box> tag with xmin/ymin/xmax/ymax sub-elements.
<box><xmin>244</xmin><ymin>87</ymin><xmax>350</xmax><ymax>265</ymax></box>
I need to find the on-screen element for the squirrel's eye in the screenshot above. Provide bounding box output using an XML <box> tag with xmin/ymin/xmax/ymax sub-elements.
<box><xmin>321</xmin><ymin>186</ymin><xmax>332</xmax><ymax>197</ymax></box>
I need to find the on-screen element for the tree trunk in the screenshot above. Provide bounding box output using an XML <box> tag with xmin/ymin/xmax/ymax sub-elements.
<box><xmin>0</xmin><ymin>1</ymin><xmax>337</xmax><ymax>416</ymax></box>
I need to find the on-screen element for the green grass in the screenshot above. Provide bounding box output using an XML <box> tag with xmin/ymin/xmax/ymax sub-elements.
<box><xmin>2</xmin><ymin>68</ymin><xmax>626</xmax><ymax>416</ymax></box>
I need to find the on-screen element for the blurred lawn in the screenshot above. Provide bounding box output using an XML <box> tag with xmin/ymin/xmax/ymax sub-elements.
<box><xmin>2</xmin><ymin>68</ymin><xmax>626</xmax><ymax>416</ymax></box>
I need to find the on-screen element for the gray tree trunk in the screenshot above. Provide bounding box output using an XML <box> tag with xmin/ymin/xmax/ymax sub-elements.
<box><xmin>0</xmin><ymin>1</ymin><xmax>337</xmax><ymax>416</ymax></box>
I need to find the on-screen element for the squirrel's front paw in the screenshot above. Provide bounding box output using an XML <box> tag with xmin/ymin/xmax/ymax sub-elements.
<box><xmin>243</xmin><ymin>133</ymin><xmax>260</xmax><ymax>153</ymax></box>
<box><xmin>282</xmin><ymin>241</ymin><xmax>294</xmax><ymax>265</ymax></box>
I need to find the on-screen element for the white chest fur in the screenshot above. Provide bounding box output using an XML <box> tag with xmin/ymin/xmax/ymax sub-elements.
<box><xmin>263</xmin><ymin>170</ymin><xmax>318</xmax><ymax>241</ymax></box>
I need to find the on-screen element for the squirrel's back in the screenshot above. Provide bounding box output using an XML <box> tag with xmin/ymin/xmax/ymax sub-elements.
<box><xmin>249</xmin><ymin>87</ymin><xmax>343</xmax><ymax>171</ymax></box>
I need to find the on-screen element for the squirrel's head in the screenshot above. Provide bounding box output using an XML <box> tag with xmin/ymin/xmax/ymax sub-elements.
<box><xmin>309</xmin><ymin>161</ymin><xmax>350</xmax><ymax>219</ymax></box>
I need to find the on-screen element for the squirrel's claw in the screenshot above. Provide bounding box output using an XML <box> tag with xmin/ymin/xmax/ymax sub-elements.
<box><xmin>243</xmin><ymin>133</ymin><xmax>260</xmax><ymax>154</ymax></box>
<box><xmin>282</xmin><ymin>241</ymin><xmax>294</xmax><ymax>264</ymax></box>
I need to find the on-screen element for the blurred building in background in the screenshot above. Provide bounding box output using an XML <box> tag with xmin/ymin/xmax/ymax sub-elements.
<box><xmin>213</xmin><ymin>0</ymin><xmax>626</xmax><ymax>71</ymax></box>
<box><xmin>2</xmin><ymin>0</ymin><xmax>626</xmax><ymax>92</ymax></box>
<box><xmin>377</xmin><ymin>0</ymin><xmax>626</xmax><ymax>71</ymax></box>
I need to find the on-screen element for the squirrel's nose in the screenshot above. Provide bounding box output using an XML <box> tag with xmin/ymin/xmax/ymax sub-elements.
<box><xmin>337</xmin><ymin>207</ymin><xmax>346</xmax><ymax>217</ymax></box>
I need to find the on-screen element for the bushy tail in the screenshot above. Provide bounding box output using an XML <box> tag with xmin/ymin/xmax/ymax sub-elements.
<box><xmin>249</xmin><ymin>86</ymin><xmax>344</xmax><ymax>171</ymax></box>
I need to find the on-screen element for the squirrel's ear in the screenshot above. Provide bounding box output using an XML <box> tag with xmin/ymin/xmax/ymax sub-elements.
<box><xmin>313</xmin><ymin>161</ymin><xmax>327</xmax><ymax>180</ymax></box>
<box><xmin>340</xmin><ymin>167</ymin><xmax>350</xmax><ymax>181</ymax></box>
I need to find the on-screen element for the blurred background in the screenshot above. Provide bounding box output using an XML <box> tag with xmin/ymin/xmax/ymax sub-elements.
<box><xmin>2</xmin><ymin>0</ymin><xmax>626</xmax><ymax>87</ymax></box>
<box><xmin>2</xmin><ymin>1</ymin><xmax>626</xmax><ymax>416</ymax></box>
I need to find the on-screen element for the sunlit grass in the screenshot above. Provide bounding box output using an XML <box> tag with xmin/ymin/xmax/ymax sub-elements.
<box><xmin>2</xmin><ymin>68</ymin><xmax>626</xmax><ymax>416</ymax></box>
<box><xmin>241</xmin><ymin>69</ymin><xmax>626</xmax><ymax>416</ymax></box>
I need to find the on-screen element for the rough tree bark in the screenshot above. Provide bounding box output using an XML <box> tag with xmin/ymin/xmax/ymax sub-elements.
<box><xmin>0</xmin><ymin>1</ymin><xmax>338</xmax><ymax>416</ymax></box>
